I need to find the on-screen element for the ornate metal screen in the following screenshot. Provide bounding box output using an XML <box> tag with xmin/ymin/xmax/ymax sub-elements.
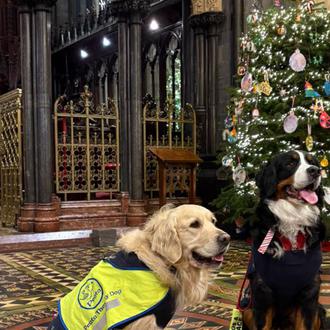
<box><xmin>0</xmin><ymin>89</ymin><xmax>22</xmax><ymax>227</ymax></box>
<box><xmin>143</xmin><ymin>95</ymin><xmax>196</xmax><ymax>197</ymax></box>
<box><xmin>54</xmin><ymin>86</ymin><xmax>120</xmax><ymax>201</ymax></box>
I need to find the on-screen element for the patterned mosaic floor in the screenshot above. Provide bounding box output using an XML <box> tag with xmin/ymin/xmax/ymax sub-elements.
<box><xmin>0</xmin><ymin>242</ymin><xmax>329</xmax><ymax>330</ymax></box>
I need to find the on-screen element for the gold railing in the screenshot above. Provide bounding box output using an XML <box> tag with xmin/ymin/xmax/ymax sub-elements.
<box><xmin>143</xmin><ymin>94</ymin><xmax>196</xmax><ymax>197</ymax></box>
<box><xmin>54</xmin><ymin>86</ymin><xmax>120</xmax><ymax>200</ymax></box>
<box><xmin>0</xmin><ymin>89</ymin><xmax>22</xmax><ymax>227</ymax></box>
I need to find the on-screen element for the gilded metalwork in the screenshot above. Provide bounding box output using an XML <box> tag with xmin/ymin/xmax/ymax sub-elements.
<box><xmin>143</xmin><ymin>95</ymin><xmax>196</xmax><ymax>196</ymax></box>
<box><xmin>191</xmin><ymin>0</ymin><xmax>222</xmax><ymax>16</ymax></box>
<box><xmin>54</xmin><ymin>86</ymin><xmax>120</xmax><ymax>200</ymax></box>
<box><xmin>0</xmin><ymin>89</ymin><xmax>22</xmax><ymax>227</ymax></box>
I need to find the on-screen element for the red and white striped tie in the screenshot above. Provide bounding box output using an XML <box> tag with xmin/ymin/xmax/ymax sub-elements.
<box><xmin>258</xmin><ymin>229</ymin><xmax>275</xmax><ymax>254</ymax></box>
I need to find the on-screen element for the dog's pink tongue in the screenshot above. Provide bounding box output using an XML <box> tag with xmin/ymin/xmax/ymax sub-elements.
<box><xmin>299</xmin><ymin>190</ymin><xmax>318</xmax><ymax>205</ymax></box>
<box><xmin>213</xmin><ymin>255</ymin><xmax>224</xmax><ymax>262</ymax></box>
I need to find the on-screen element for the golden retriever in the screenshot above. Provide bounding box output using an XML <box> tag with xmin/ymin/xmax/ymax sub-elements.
<box><xmin>48</xmin><ymin>204</ymin><xmax>230</xmax><ymax>330</ymax></box>
<box><xmin>119</xmin><ymin>203</ymin><xmax>230</xmax><ymax>329</ymax></box>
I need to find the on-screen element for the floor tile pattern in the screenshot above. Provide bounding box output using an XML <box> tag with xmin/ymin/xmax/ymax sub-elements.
<box><xmin>0</xmin><ymin>242</ymin><xmax>329</xmax><ymax>329</ymax></box>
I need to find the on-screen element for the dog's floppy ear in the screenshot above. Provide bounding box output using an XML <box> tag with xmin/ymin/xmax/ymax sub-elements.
<box><xmin>148</xmin><ymin>208</ymin><xmax>182</xmax><ymax>264</ymax></box>
<box><xmin>256</xmin><ymin>162</ymin><xmax>277</xmax><ymax>199</ymax></box>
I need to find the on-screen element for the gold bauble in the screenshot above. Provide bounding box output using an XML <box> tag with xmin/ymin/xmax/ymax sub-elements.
<box><xmin>277</xmin><ymin>24</ymin><xmax>287</xmax><ymax>36</ymax></box>
<box><xmin>321</xmin><ymin>156</ymin><xmax>329</xmax><ymax>168</ymax></box>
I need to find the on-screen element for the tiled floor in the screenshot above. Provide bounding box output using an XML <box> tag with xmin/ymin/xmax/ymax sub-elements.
<box><xmin>0</xmin><ymin>242</ymin><xmax>329</xmax><ymax>329</ymax></box>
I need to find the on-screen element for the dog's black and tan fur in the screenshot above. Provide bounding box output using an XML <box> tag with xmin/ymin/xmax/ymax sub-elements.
<box><xmin>243</xmin><ymin>151</ymin><xmax>326</xmax><ymax>330</ymax></box>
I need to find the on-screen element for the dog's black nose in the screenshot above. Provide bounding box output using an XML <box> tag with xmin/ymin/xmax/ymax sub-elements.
<box><xmin>218</xmin><ymin>233</ymin><xmax>230</xmax><ymax>245</ymax></box>
<box><xmin>307</xmin><ymin>166</ymin><xmax>321</xmax><ymax>179</ymax></box>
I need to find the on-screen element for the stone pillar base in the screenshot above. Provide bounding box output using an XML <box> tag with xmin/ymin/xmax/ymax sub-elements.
<box><xmin>126</xmin><ymin>200</ymin><xmax>147</xmax><ymax>227</ymax></box>
<box><xmin>17</xmin><ymin>203</ymin><xmax>36</xmax><ymax>232</ymax></box>
<box><xmin>34</xmin><ymin>197</ymin><xmax>60</xmax><ymax>233</ymax></box>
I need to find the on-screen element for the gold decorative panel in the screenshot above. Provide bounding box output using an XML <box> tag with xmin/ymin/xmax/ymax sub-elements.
<box><xmin>143</xmin><ymin>95</ymin><xmax>196</xmax><ymax>197</ymax></box>
<box><xmin>0</xmin><ymin>89</ymin><xmax>22</xmax><ymax>227</ymax></box>
<box><xmin>54</xmin><ymin>86</ymin><xmax>120</xmax><ymax>200</ymax></box>
<box><xmin>191</xmin><ymin>0</ymin><xmax>223</xmax><ymax>15</ymax></box>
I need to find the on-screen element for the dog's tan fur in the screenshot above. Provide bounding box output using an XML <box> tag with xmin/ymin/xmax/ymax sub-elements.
<box><xmin>117</xmin><ymin>204</ymin><xmax>229</xmax><ymax>330</ymax></box>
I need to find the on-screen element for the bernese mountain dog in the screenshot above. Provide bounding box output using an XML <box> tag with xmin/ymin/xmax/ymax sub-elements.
<box><xmin>243</xmin><ymin>150</ymin><xmax>326</xmax><ymax>330</ymax></box>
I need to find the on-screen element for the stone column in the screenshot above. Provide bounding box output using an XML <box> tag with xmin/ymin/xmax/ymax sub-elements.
<box><xmin>189</xmin><ymin>1</ymin><xmax>225</xmax><ymax>207</ymax></box>
<box><xmin>189</xmin><ymin>16</ymin><xmax>207</xmax><ymax>155</ymax></box>
<box><xmin>18</xmin><ymin>2</ymin><xmax>36</xmax><ymax>231</ymax></box>
<box><xmin>189</xmin><ymin>4</ymin><xmax>224</xmax><ymax>156</ymax></box>
<box><xmin>111</xmin><ymin>0</ymin><xmax>150</xmax><ymax>225</ymax></box>
<box><xmin>111</xmin><ymin>2</ymin><xmax>130</xmax><ymax>193</ymax></box>
<box><xmin>205</xmin><ymin>13</ymin><xmax>224</xmax><ymax>155</ymax></box>
<box><xmin>129</xmin><ymin>10</ymin><xmax>143</xmax><ymax>201</ymax></box>
<box><xmin>33</xmin><ymin>0</ymin><xmax>59</xmax><ymax>232</ymax></box>
<box><xmin>17</xmin><ymin>0</ymin><xmax>59</xmax><ymax>232</ymax></box>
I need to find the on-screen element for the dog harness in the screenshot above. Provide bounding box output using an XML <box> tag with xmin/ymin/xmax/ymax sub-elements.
<box><xmin>56</xmin><ymin>252</ymin><xmax>175</xmax><ymax>330</ymax></box>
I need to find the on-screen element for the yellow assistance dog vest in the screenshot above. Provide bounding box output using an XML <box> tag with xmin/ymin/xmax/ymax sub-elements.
<box><xmin>58</xmin><ymin>252</ymin><xmax>173</xmax><ymax>330</ymax></box>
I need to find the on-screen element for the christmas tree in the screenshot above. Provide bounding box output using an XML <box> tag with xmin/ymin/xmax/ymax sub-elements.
<box><xmin>213</xmin><ymin>0</ymin><xmax>330</xmax><ymax>226</ymax></box>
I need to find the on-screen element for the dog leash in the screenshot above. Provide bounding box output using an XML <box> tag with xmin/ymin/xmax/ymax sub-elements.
<box><xmin>229</xmin><ymin>253</ymin><xmax>252</xmax><ymax>330</ymax></box>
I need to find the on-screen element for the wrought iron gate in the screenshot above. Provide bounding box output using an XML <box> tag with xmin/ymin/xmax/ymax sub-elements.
<box><xmin>54</xmin><ymin>86</ymin><xmax>120</xmax><ymax>200</ymax></box>
<box><xmin>0</xmin><ymin>89</ymin><xmax>22</xmax><ymax>227</ymax></box>
<box><xmin>143</xmin><ymin>95</ymin><xmax>196</xmax><ymax>197</ymax></box>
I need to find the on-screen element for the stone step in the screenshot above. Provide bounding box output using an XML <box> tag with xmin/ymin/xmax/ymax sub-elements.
<box><xmin>0</xmin><ymin>227</ymin><xmax>137</xmax><ymax>253</ymax></box>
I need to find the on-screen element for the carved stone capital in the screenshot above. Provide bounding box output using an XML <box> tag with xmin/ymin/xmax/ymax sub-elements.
<box><xmin>189</xmin><ymin>11</ymin><xmax>225</xmax><ymax>29</ymax></box>
<box><xmin>110</xmin><ymin>0</ymin><xmax>151</xmax><ymax>17</ymax></box>
<box><xmin>191</xmin><ymin>0</ymin><xmax>222</xmax><ymax>16</ymax></box>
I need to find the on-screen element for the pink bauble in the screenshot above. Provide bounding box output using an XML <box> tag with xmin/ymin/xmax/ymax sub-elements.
<box><xmin>289</xmin><ymin>49</ymin><xmax>306</xmax><ymax>72</ymax></box>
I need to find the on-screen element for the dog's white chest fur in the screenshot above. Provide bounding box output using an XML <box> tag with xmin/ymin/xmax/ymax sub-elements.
<box><xmin>267</xmin><ymin>199</ymin><xmax>320</xmax><ymax>246</ymax></box>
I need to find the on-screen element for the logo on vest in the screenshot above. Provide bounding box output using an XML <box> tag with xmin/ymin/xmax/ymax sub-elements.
<box><xmin>78</xmin><ymin>278</ymin><xmax>103</xmax><ymax>309</ymax></box>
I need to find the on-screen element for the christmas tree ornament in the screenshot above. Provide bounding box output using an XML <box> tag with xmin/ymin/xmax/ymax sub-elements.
<box><xmin>222</xmin><ymin>155</ymin><xmax>233</xmax><ymax>167</ymax></box>
<box><xmin>235</xmin><ymin>99</ymin><xmax>245</xmax><ymax>115</ymax></box>
<box><xmin>224</xmin><ymin>115</ymin><xmax>238</xmax><ymax>143</ymax></box>
<box><xmin>283</xmin><ymin>110</ymin><xmax>298</xmax><ymax>133</ymax></box>
<box><xmin>296</xmin><ymin>12</ymin><xmax>302</xmax><ymax>22</ymax></box>
<box><xmin>276</xmin><ymin>23</ymin><xmax>286</xmax><ymax>36</ymax></box>
<box><xmin>252</xmin><ymin>83</ymin><xmax>261</xmax><ymax>94</ymax></box>
<box><xmin>310</xmin><ymin>99</ymin><xmax>324</xmax><ymax>114</ymax></box>
<box><xmin>222</xmin><ymin>129</ymin><xmax>229</xmax><ymax>141</ymax></box>
<box><xmin>280</xmin><ymin>89</ymin><xmax>287</xmax><ymax>97</ymax></box>
<box><xmin>240</xmin><ymin>39</ymin><xmax>248</xmax><ymax>51</ymax></box>
<box><xmin>252</xmin><ymin>108</ymin><xmax>260</xmax><ymax>118</ymax></box>
<box><xmin>246</xmin><ymin>41</ymin><xmax>256</xmax><ymax>53</ymax></box>
<box><xmin>247</xmin><ymin>12</ymin><xmax>259</xmax><ymax>24</ymax></box>
<box><xmin>305</xmin><ymin>81</ymin><xmax>320</xmax><ymax>98</ymax></box>
<box><xmin>312</xmin><ymin>55</ymin><xmax>323</xmax><ymax>66</ymax></box>
<box><xmin>320</xmin><ymin>111</ymin><xmax>330</xmax><ymax>128</ymax></box>
<box><xmin>228</xmin><ymin>127</ymin><xmax>237</xmax><ymax>143</ymax></box>
<box><xmin>320</xmin><ymin>155</ymin><xmax>329</xmax><ymax>168</ymax></box>
<box><xmin>233</xmin><ymin>164</ymin><xmax>247</xmax><ymax>186</ymax></box>
<box><xmin>241</xmin><ymin>72</ymin><xmax>253</xmax><ymax>92</ymax></box>
<box><xmin>259</xmin><ymin>71</ymin><xmax>272</xmax><ymax>96</ymax></box>
<box><xmin>274</xmin><ymin>0</ymin><xmax>281</xmax><ymax>7</ymax></box>
<box><xmin>237</xmin><ymin>65</ymin><xmax>246</xmax><ymax>76</ymax></box>
<box><xmin>289</xmin><ymin>49</ymin><xmax>306</xmax><ymax>72</ymax></box>
<box><xmin>302</xmin><ymin>0</ymin><xmax>315</xmax><ymax>12</ymax></box>
<box><xmin>305</xmin><ymin>121</ymin><xmax>314</xmax><ymax>151</ymax></box>
<box><xmin>321</xmin><ymin>169</ymin><xmax>328</xmax><ymax>178</ymax></box>
<box><xmin>324</xmin><ymin>74</ymin><xmax>330</xmax><ymax>96</ymax></box>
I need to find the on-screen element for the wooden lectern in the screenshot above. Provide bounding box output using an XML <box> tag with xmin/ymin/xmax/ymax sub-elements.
<box><xmin>149</xmin><ymin>148</ymin><xmax>203</xmax><ymax>206</ymax></box>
